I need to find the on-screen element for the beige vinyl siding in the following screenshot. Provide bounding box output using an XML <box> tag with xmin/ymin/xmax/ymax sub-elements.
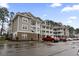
<box><xmin>18</xmin><ymin>16</ymin><xmax>31</xmax><ymax>32</ymax></box>
<box><xmin>12</xmin><ymin>17</ymin><xmax>18</xmax><ymax>33</ymax></box>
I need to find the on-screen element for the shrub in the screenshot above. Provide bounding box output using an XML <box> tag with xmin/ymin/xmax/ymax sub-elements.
<box><xmin>0</xmin><ymin>36</ymin><xmax>5</xmax><ymax>41</ymax></box>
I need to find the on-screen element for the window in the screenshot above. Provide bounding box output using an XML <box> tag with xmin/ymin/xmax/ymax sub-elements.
<box><xmin>58</xmin><ymin>32</ymin><xmax>61</xmax><ymax>33</ymax></box>
<box><xmin>46</xmin><ymin>27</ymin><xmax>49</xmax><ymax>29</ymax></box>
<box><xmin>53</xmin><ymin>32</ymin><xmax>57</xmax><ymax>34</ymax></box>
<box><xmin>50</xmin><ymin>31</ymin><xmax>52</xmax><ymax>33</ymax></box>
<box><xmin>53</xmin><ymin>28</ymin><xmax>61</xmax><ymax>31</ymax></box>
<box><xmin>31</xmin><ymin>27</ymin><xmax>36</xmax><ymax>32</ymax></box>
<box><xmin>42</xmin><ymin>30</ymin><xmax>45</xmax><ymax>33</ymax></box>
<box><xmin>53</xmin><ymin>32</ymin><xmax>62</xmax><ymax>34</ymax></box>
<box><xmin>42</xmin><ymin>26</ymin><xmax>45</xmax><ymax>28</ymax></box>
<box><xmin>23</xmin><ymin>27</ymin><xmax>27</xmax><ymax>29</ymax></box>
<box><xmin>31</xmin><ymin>22</ymin><xmax>36</xmax><ymax>25</ymax></box>
<box><xmin>22</xmin><ymin>24</ymin><xmax>28</xmax><ymax>30</ymax></box>
<box><xmin>32</xmin><ymin>27</ymin><xmax>36</xmax><ymax>30</ymax></box>
<box><xmin>22</xmin><ymin>17</ymin><xmax>28</xmax><ymax>23</ymax></box>
<box><xmin>50</xmin><ymin>28</ymin><xmax>52</xmax><ymax>29</ymax></box>
<box><xmin>42</xmin><ymin>22</ymin><xmax>45</xmax><ymax>24</ymax></box>
<box><xmin>22</xmin><ymin>34</ymin><xmax>27</xmax><ymax>40</ymax></box>
<box><xmin>46</xmin><ymin>31</ymin><xmax>49</xmax><ymax>33</ymax></box>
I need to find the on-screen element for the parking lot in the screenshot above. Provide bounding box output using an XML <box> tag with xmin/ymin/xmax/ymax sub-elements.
<box><xmin>0</xmin><ymin>40</ymin><xmax>79</xmax><ymax>56</ymax></box>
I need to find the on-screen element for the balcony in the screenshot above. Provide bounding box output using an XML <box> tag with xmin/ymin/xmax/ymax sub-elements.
<box><xmin>31</xmin><ymin>25</ymin><xmax>36</xmax><ymax>27</ymax></box>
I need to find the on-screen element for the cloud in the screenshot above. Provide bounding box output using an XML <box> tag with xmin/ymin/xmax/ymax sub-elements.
<box><xmin>69</xmin><ymin>16</ymin><xmax>77</xmax><ymax>20</ymax></box>
<box><xmin>67</xmin><ymin>16</ymin><xmax>77</xmax><ymax>24</ymax></box>
<box><xmin>0</xmin><ymin>3</ymin><xmax>9</xmax><ymax>8</ymax></box>
<box><xmin>61</xmin><ymin>5</ymin><xmax>79</xmax><ymax>12</ymax></box>
<box><xmin>67</xmin><ymin>20</ymin><xmax>72</xmax><ymax>24</ymax></box>
<box><xmin>50</xmin><ymin>3</ymin><xmax>62</xmax><ymax>7</ymax></box>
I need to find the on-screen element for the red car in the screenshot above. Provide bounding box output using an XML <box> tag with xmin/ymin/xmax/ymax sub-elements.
<box><xmin>42</xmin><ymin>36</ymin><xmax>54</xmax><ymax>41</ymax></box>
<box><xmin>59</xmin><ymin>37</ymin><xmax>67</xmax><ymax>42</ymax></box>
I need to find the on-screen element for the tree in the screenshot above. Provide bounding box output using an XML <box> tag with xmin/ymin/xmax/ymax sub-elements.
<box><xmin>75</xmin><ymin>28</ymin><xmax>79</xmax><ymax>34</ymax></box>
<box><xmin>0</xmin><ymin>7</ymin><xmax>9</xmax><ymax>35</ymax></box>
<box><xmin>67</xmin><ymin>25</ymin><xmax>75</xmax><ymax>37</ymax></box>
<box><xmin>9</xmin><ymin>12</ymin><xmax>15</xmax><ymax>22</ymax></box>
<box><xmin>45</xmin><ymin>20</ymin><xmax>62</xmax><ymax>26</ymax></box>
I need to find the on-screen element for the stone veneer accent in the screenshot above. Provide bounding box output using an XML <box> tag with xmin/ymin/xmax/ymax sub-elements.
<box><xmin>17</xmin><ymin>32</ymin><xmax>42</xmax><ymax>41</ymax></box>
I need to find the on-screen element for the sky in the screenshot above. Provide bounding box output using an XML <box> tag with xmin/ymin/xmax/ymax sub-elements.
<box><xmin>0</xmin><ymin>3</ymin><xmax>79</xmax><ymax>29</ymax></box>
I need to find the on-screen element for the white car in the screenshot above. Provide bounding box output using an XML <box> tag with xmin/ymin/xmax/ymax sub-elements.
<box><xmin>67</xmin><ymin>38</ymin><xmax>73</xmax><ymax>41</ymax></box>
<box><xmin>73</xmin><ymin>38</ymin><xmax>79</xmax><ymax>40</ymax></box>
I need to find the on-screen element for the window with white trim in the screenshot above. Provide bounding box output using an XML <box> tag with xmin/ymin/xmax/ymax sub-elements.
<box><xmin>22</xmin><ymin>24</ymin><xmax>28</xmax><ymax>30</ymax></box>
<box><xmin>22</xmin><ymin>17</ymin><xmax>28</xmax><ymax>23</ymax></box>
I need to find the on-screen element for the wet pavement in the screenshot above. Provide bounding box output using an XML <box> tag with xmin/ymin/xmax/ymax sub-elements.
<box><xmin>0</xmin><ymin>40</ymin><xmax>79</xmax><ymax>56</ymax></box>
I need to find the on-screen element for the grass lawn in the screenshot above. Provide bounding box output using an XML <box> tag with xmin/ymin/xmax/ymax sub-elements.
<box><xmin>0</xmin><ymin>36</ymin><xmax>6</xmax><ymax>44</ymax></box>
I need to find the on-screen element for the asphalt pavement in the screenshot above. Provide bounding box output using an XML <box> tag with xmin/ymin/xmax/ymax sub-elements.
<box><xmin>0</xmin><ymin>40</ymin><xmax>79</xmax><ymax>56</ymax></box>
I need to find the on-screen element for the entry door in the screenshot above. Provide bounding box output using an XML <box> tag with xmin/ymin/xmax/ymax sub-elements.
<box><xmin>22</xmin><ymin>34</ymin><xmax>27</xmax><ymax>40</ymax></box>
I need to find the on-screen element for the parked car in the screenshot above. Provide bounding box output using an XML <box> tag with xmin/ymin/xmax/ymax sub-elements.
<box><xmin>66</xmin><ymin>38</ymin><xmax>73</xmax><ymax>41</ymax></box>
<box><xmin>72</xmin><ymin>38</ymin><xmax>79</xmax><ymax>40</ymax></box>
<box><xmin>42</xmin><ymin>36</ymin><xmax>54</xmax><ymax>42</ymax></box>
<box><xmin>53</xmin><ymin>37</ymin><xmax>60</xmax><ymax>42</ymax></box>
<box><xmin>59</xmin><ymin>37</ymin><xmax>67</xmax><ymax>42</ymax></box>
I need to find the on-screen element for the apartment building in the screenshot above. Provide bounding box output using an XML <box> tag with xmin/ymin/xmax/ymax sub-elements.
<box><xmin>53</xmin><ymin>25</ymin><xmax>69</xmax><ymax>38</ymax></box>
<box><xmin>8</xmin><ymin>12</ymin><xmax>43</xmax><ymax>40</ymax></box>
<box><xmin>8</xmin><ymin>12</ymin><xmax>69</xmax><ymax>40</ymax></box>
<box><xmin>40</xmin><ymin>21</ymin><xmax>53</xmax><ymax>37</ymax></box>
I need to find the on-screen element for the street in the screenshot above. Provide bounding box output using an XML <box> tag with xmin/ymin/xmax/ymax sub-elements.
<box><xmin>0</xmin><ymin>40</ymin><xmax>79</xmax><ymax>56</ymax></box>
